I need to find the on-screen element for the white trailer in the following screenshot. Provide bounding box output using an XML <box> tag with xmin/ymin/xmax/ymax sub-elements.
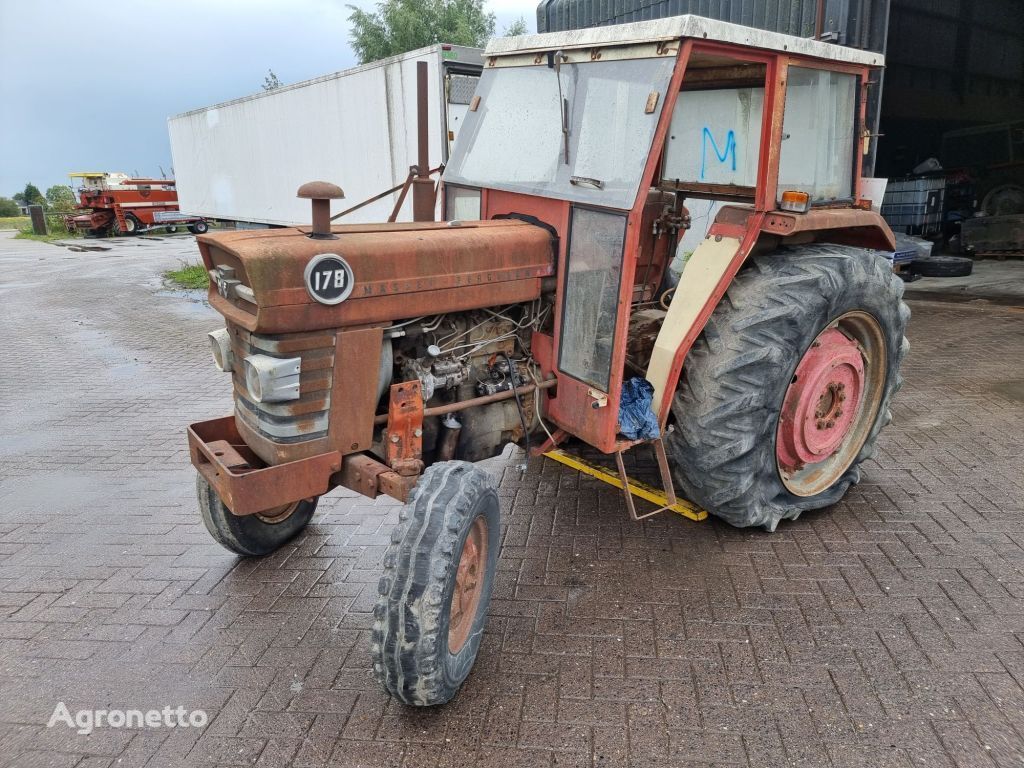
<box><xmin>167</xmin><ymin>44</ymin><xmax>482</xmax><ymax>226</ymax></box>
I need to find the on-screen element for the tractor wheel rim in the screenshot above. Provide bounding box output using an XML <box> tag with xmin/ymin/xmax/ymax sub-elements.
<box><xmin>776</xmin><ymin>311</ymin><xmax>887</xmax><ymax>497</ymax></box>
<box><xmin>448</xmin><ymin>515</ymin><xmax>488</xmax><ymax>654</ymax></box>
<box><xmin>255</xmin><ymin>501</ymin><xmax>299</xmax><ymax>524</ymax></box>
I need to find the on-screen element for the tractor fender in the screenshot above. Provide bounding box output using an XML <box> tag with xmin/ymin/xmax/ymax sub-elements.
<box><xmin>760</xmin><ymin>208</ymin><xmax>896</xmax><ymax>251</ymax></box>
<box><xmin>645</xmin><ymin>206</ymin><xmax>895</xmax><ymax>422</ymax></box>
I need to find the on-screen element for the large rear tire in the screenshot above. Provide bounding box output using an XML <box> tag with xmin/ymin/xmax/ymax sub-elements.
<box><xmin>666</xmin><ymin>244</ymin><xmax>910</xmax><ymax>531</ymax></box>
<box><xmin>196</xmin><ymin>474</ymin><xmax>316</xmax><ymax>556</ymax></box>
<box><xmin>372</xmin><ymin>461</ymin><xmax>500</xmax><ymax>706</ymax></box>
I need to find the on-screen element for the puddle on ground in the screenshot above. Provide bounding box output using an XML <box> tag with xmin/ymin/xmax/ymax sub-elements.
<box><xmin>154</xmin><ymin>288</ymin><xmax>217</xmax><ymax>320</ymax></box>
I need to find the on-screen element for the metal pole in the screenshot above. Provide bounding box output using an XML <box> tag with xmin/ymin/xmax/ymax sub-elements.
<box><xmin>373</xmin><ymin>378</ymin><xmax>558</xmax><ymax>425</ymax></box>
<box><xmin>412</xmin><ymin>60</ymin><xmax>435</xmax><ymax>222</ymax></box>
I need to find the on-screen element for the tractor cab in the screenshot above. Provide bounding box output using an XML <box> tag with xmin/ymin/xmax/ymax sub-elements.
<box><xmin>442</xmin><ymin>16</ymin><xmax>890</xmax><ymax>453</ymax></box>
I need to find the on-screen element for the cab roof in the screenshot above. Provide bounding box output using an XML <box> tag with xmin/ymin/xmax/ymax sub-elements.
<box><xmin>485</xmin><ymin>14</ymin><xmax>884</xmax><ymax>68</ymax></box>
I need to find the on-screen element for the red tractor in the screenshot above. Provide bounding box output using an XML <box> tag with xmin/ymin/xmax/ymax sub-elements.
<box><xmin>186</xmin><ymin>16</ymin><xmax>908</xmax><ymax>707</ymax></box>
<box><xmin>65</xmin><ymin>172</ymin><xmax>208</xmax><ymax>236</ymax></box>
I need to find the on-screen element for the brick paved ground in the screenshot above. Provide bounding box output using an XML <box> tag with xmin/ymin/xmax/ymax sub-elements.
<box><xmin>1</xmin><ymin>229</ymin><xmax>1023</xmax><ymax>768</ymax></box>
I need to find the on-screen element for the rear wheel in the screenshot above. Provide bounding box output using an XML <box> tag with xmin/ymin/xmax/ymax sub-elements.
<box><xmin>196</xmin><ymin>474</ymin><xmax>316</xmax><ymax>556</ymax></box>
<box><xmin>666</xmin><ymin>244</ymin><xmax>910</xmax><ymax>531</ymax></box>
<box><xmin>372</xmin><ymin>461</ymin><xmax>500</xmax><ymax>706</ymax></box>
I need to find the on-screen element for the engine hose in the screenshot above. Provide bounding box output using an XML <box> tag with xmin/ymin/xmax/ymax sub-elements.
<box><xmin>501</xmin><ymin>352</ymin><xmax>531</xmax><ymax>465</ymax></box>
<box><xmin>659</xmin><ymin>286</ymin><xmax>676</xmax><ymax>310</ymax></box>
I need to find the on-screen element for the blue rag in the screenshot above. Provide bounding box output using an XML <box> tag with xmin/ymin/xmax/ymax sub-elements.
<box><xmin>618</xmin><ymin>377</ymin><xmax>660</xmax><ymax>440</ymax></box>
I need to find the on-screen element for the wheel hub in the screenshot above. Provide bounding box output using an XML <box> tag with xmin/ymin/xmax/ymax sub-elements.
<box><xmin>777</xmin><ymin>327</ymin><xmax>865</xmax><ymax>473</ymax></box>
<box><xmin>448</xmin><ymin>516</ymin><xmax>488</xmax><ymax>654</ymax></box>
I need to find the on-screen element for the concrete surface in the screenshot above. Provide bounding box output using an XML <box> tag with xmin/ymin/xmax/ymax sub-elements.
<box><xmin>1</xmin><ymin>230</ymin><xmax>1024</xmax><ymax>768</ymax></box>
<box><xmin>904</xmin><ymin>260</ymin><xmax>1024</xmax><ymax>305</ymax></box>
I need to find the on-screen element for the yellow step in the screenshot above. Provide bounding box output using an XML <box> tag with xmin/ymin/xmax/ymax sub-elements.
<box><xmin>543</xmin><ymin>448</ymin><xmax>707</xmax><ymax>522</ymax></box>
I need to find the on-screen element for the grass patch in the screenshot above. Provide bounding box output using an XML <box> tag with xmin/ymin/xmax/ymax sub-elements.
<box><xmin>164</xmin><ymin>261</ymin><xmax>210</xmax><ymax>290</ymax></box>
<box><xmin>15</xmin><ymin>229</ymin><xmax>72</xmax><ymax>243</ymax></box>
<box><xmin>13</xmin><ymin>214</ymin><xmax>80</xmax><ymax>243</ymax></box>
<box><xmin>0</xmin><ymin>216</ymin><xmax>29</xmax><ymax>230</ymax></box>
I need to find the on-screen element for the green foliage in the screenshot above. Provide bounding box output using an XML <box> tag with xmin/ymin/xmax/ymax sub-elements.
<box><xmin>503</xmin><ymin>17</ymin><xmax>528</xmax><ymax>36</ymax></box>
<box><xmin>14</xmin><ymin>212</ymin><xmax>78</xmax><ymax>242</ymax></box>
<box><xmin>262</xmin><ymin>69</ymin><xmax>282</xmax><ymax>91</ymax></box>
<box><xmin>348</xmin><ymin>0</ymin><xmax>495</xmax><ymax>64</ymax></box>
<box><xmin>164</xmin><ymin>262</ymin><xmax>210</xmax><ymax>290</ymax></box>
<box><xmin>45</xmin><ymin>185</ymin><xmax>76</xmax><ymax>212</ymax></box>
<box><xmin>0</xmin><ymin>197</ymin><xmax>21</xmax><ymax>217</ymax></box>
<box><xmin>13</xmin><ymin>183</ymin><xmax>45</xmax><ymax>208</ymax></box>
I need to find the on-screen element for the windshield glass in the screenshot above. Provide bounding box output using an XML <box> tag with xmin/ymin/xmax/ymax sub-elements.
<box><xmin>444</xmin><ymin>56</ymin><xmax>676</xmax><ymax>209</ymax></box>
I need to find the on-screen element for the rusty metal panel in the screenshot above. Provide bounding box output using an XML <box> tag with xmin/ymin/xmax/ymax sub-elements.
<box><xmin>198</xmin><ymin>219</ymin><xmax>555</xmax><ymax>334</ymax></box>
<box><xmin>335</xmin><ymin>453</ymin><xmax>390</xmax><ymax>498</ymax></box>
<box><xmin>385</xmin><ymin>381</ymin><xmax>425</xmax><ymax>476</ymax></box>
<box><xmin>762</xmin><ymin>207</ymin><xmax>895</xmax><ymax>249</ymax></box>
<box><xmin>329</xmin><ymin>326</ymin><xmax>385</xmax><ymax>454</ymax></box>
<box><xmin>188</xmin><ymin>416</ymin><xmax>341</xmax><ymax>515</ymax></box>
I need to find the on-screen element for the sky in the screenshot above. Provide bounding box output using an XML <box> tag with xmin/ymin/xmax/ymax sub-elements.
<box><xmin>0</xmin><ymin>0</ymin><xmax>537</xmax><ymax>197</ymax></box>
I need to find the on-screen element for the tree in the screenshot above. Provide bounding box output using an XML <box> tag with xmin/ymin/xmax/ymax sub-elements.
<box><xmin>348</xmin><ymin>0</ymin><xmax>495</xmax><ymax>64</ymax></box>
<box><xmin>262</xmin><ymin>69</ymin><xmax>282</xmax><ymax>91</ymax></box>
<box><xmin>45</xmin><ymin>185</ymin><xmax>76</xmax><ymax>212</ymax></box>
<box><xmin>13</xmin><ymin>183</ymin><xmax>45</xmax><ymax>208</ymax></box>
<box><xmin>0</xmin><ymin>197</ymin><xmax>20</xmax><ymax>217</ymax></box>
<box><xmin>503</xmin><ymin>17</ymin><xmax>528</xmax><ymax>36</ymax></box>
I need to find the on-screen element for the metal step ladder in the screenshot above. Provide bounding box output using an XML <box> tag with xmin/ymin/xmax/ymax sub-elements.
<box><xmin>543</xmin><ymin>437</ymin><xmax>707</xmax><ymax>522</ymax></box>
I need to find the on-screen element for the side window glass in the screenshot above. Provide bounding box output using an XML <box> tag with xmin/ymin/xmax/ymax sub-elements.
<box><xmin>662</xmin><ymin>87</ymin><xmax>765</xmax><ymax>188</ymax></box>
<box><xmin>558</xmin><ymin>208</ymin><xmax>626</xmax><ymax>391</ymax></box>
<box><xmin>778</xmin><ymin>67</ymin><xmax>858</xmax><ymax>201</ymax></box>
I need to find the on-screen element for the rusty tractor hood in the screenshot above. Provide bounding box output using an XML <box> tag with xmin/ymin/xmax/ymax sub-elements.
<box><xmin>197</xmin><ymin>219</ymin><xmax>556</xmax><ymax>334</ymax></box>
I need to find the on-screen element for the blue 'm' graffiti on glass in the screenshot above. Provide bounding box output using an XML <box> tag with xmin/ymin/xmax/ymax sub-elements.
<box><xmin>700</xmin><ymin>127</ymin><xmax>737</xmax><ymax>179</ymax></box>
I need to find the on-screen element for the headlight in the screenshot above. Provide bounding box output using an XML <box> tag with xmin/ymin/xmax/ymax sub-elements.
<box><xmin>243</xmin><ymin>354</ymin><xmax>301</xmax><ymax>403</ymax></box>
<box><xmin>207</xmin><ymin>328</ymin><xmax>233</xmax><ymax>372</ymax></box>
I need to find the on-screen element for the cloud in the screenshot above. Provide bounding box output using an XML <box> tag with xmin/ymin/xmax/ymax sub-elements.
<box><xmin>0</xmin><ymin>0</ymin><xmax>537</xmax><ymax>196</ymax></box>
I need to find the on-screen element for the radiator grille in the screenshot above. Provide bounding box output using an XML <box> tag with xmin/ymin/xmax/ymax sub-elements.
<box><xmin>229</xmin><ymin>326</ymin><xmax>334</xmax><ymax>443</ymax></box>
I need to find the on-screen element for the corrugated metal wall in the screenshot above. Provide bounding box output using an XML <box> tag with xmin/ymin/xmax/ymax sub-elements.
<box><xmin>536</xmin><ymin>0</ymin><xmax>890</xmax><ymax>53</ymax></box>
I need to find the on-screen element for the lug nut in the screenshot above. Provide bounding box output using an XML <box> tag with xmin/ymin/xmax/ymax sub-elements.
<box><xmin>390</xmin><ymin>435</ymin><xmax>400</xmax><ymax>443</ymax></box>
<box><xmin>826</xmin><ymin>419</ymin><xmax>835</xmax><ymax>429</ymax></box>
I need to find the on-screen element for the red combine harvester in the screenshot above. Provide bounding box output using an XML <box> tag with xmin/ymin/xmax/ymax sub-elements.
<box><xmin>65</xmin><ymin>172</ymin><xmax>208</xmax><ymax>237</ymax></box>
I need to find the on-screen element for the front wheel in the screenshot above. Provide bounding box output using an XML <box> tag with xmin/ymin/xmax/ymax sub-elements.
<box><xmin>666</xmin><ymin>244</ymin><xmax>910</xmax><ymax>531</ymax></box>
<box><xmin>196</xmin><ymin>474</ymin><xmax>316</xmax><ymax>556</ymax></box>
<box><xmin>372</xmin><ymin>461</ymin><xmax>500</xmax><ymax>706</ymax></box>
